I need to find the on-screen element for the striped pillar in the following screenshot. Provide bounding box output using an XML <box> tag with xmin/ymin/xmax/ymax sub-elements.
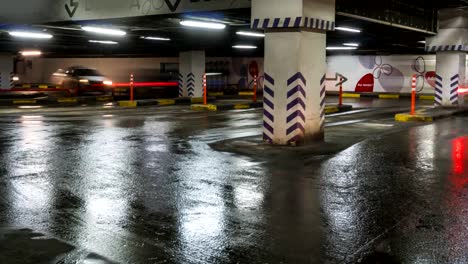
<box><xmin>10</xmin><ymin>72</ymin><xmax>15</xmax><ymax>88</ymax></box>
<box><xmin>179</xmin><ymin>51</ymin><xmax>205</xmax><ymax>98</ymax></box>
<box><xmin>263</xmin><ymin>31</ymin><xmax>326</xmax><ymax>145</ymax></box>
<box><xmin>435</xmin><ymin>52</ymin><xmax>466</xmax><ymax>107</ymax></box>
<box><xmin>252</xmin><ymin>0</ymin><xmax>334</xmax><ymax>145</ymax></box>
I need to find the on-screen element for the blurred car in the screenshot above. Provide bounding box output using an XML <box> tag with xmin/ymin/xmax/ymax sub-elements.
<box><xmin>52</xmin><ymin>66</ymin><xmax>113</xmax><ymax>96</ymax></box>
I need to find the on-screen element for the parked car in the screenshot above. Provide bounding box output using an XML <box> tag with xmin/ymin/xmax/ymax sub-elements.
<box><xmin>52</xmin><ymin>66</ymin><xmax>113</xmax><ymax>96</ymax></box>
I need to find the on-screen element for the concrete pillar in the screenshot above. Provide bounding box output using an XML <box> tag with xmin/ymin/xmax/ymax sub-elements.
<box><xmin>0</xmin><ymin>54</ymin><xmax>13</xmax><ymax>89</ymax></box>
<box><xmin>252</xmin><ymin>0</ymin><xmax>335</xmax><ymax>145</ymax></box>
<box><xmin>426</xmin><ymin>7</ymin><xmax>468</xmax><ymax>107</ymax></box>
<box><xmin>435</xmin><ymin>52</ymin><xmax>466</xmax><ymax>106</ymax></box>
<box><xmin>179</xmin><ymin>51</ymin><xmax>205</xmax><ymax>97</ymax></box>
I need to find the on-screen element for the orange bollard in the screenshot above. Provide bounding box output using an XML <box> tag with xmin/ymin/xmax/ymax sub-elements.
<box><xmin>339</xmin><ymin>77</ymin><xmax>343</xmax><ymax>106</ymax></box>
<box><xmin>203</xmin><ymin>73</ymin><xmax>207</xmax><ymax>105</ymax></box>
<box><xmin>253</xmin><ymin>75</ymin><xmax>258</xmax><ymax>103</ymax></box>
<box><xmin>411</xmin><ymin>74</ymin><xmax>417</xmax><ymax>115</ymax></box>
<box><xmin>130</xmin><ymin>73</ymin><xmax>134</xmax><ymax>102</ymax></box>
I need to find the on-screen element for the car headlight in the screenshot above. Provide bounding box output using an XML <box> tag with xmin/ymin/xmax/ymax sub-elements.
<box><xmin>103</xmin><ymin>80</ymin><xmax>113</xmax><ymax>86</ymax></box>
<box><xmin>79</xmin><ymin>79</ymin><xmax>89</xmax><ymax>83</ymax></box>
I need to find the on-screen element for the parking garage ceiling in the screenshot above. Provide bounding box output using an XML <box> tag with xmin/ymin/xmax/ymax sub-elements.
<box><xmin>0</xmin><ymin>0</ymin><xmax>466</xmax><ymax>57</ymax></box>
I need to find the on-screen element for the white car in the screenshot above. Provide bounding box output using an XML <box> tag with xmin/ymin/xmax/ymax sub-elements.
<box><xmin>52</xmin><ymin>67</ymin><xmax>113</xmax><ymax>96</ymax></box>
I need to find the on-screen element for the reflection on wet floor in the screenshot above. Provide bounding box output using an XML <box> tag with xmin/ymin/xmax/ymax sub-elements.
<box><xmin>0</xmin><ymin>104</ymin><xmax>466</xmax><ymax>263</ymax></box>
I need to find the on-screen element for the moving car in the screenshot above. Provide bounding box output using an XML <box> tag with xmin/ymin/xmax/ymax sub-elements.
<box><xmin>52</xmin><ymin>66</ymin><xmax>113</xmax><ymax>96</ymax></box>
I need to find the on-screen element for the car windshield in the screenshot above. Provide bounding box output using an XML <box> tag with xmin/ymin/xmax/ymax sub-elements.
<box><xmin>73</xmin><ymin>69</ymin><xmax>102</xmax><ymax>76</ymax></box>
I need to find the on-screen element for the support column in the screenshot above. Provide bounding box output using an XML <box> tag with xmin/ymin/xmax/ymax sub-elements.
<box><xmin>179</xmin><ymin>51</ymin><xmax>205</xmax><ymax>97</ymax></box>
<box><xmin>252</xmin><ymin>0</ymin><xmax>335</xmax><ymax>145</ymax></box>
<box><xmin>0</xmin><ymin>54</ymin><xmax>13</xmax><ymax>89</ymax></box>
<box><xmin>426</xmin><ymin>7</ymin><xmax>468</xmax><ymax>107</ymax></box>
<box><xmin>435</xmin><ymin>52</ymin><xmax>466</xmax><ymax>106</ymax></box>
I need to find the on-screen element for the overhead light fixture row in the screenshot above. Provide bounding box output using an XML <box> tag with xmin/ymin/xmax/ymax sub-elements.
<box><xmin>9</xmin><ymin>31</ymin><xmax>53</xmax><ymax>39</ymax></box>
<box><xmin>233</xmin><ymin>45</ymin><xmax>257</xmax><ymax>49</ymax></box>
<box><xmin>142</xmin><ymin>36</ymin><xmax>171</xmax><ymax>41</ymax></box>
<box><xmin>335</xmin><ymin>27</ymin><xmax>361</xmax><ymax>33</ymax></box>
<box><xmin>82</xmin><ymin>26</ymin><xmax>126</xmax><ymax>36</ymax></box>
<box><xmin>20</xmin><ymin>50</ymin><xmax>42</xmax><ymax>56</ymax></box>
<box><xmin>89</xmin><ymin>40</ymin><xmax>118</xmax><ymax>45</ymax></box>
<box><xmin>180</xmin><ymin>20</ymin><xmax>226</xmax><ymax>29</ymax></box>
<box><xmin>326</xmin><ymin>46</ymin><xmax>358</xmax><ymax>50</ymax></box>
<box><xmin>236</xmin><ymin>31</ymin><xmax>265</xmax><ymax>38</ymax></box>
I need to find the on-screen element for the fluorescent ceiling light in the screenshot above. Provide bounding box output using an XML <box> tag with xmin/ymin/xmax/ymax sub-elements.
<box><xmin>343</xmin><ymin>43</ymin><xmax>359</xmax><ymax>47</ymax></box>
<box><xmin>142</xmin><ymin>36</ymin><xmax>171</xmax><ymax>41</ymax></box>
<box><xmin>326</xmin><ymin>46</ymin><xmax>358</xmax><ymax>50</ymax></box>
<box><xmin>418</xmin><ymin>40</ymin><xmax>426</xmax><ymax>44</ymax></box>
<box><xmin>236</xmin><ymin>31</ymin><xmax>265</xmax><ymax>38</ymax></box>
<box><xmin>206</xmin><ymin>72</ymin><xmax>223</xmax><ymax>76</ymax></box>
<box><xmin>82</xmin><ymin>26</ymin><xmax>126</xmax><ymax>36</ymax></box>
<box><xmin>9</xmin><ymin>31</ymin><xmax>53</xmax><ymax>39</ymax></box>
<box><xmin>233</xmin><ymin>45</ymin><xmax>257</xmax><ymax>49</ymax></box>
<box><xmin>12</xmin><ymin>76</ymin><xmax>20</xmax><ymax>81</ymax></box>
<box><xmin>20</xmin><ymin>50</ymin><xmax>42</xmax><ymax>56</ymax></box>
<box><xmin>89</xmin><ymin>40</ymin><xmax>118</xmax><ymax>45</ymax></box>
<box><xmin>180</xmin><ymin>20</ymin><xmax>226</xmax><ymax>29</ymax></box>
<box><xmin>335</xmin><ymin>27</ymin><xmax>361</xmax><ymax>33</ymax></box>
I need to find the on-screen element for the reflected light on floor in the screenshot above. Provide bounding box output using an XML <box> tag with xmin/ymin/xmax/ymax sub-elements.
<box><xmin>451</xmin><ymin>136</ymin><xmax>468</xmax><ymax>189</ymax></box>
<box><xmin>21</xmin><ymin>115</ymin><xmax>43</xmax><ymax>119</ymax></box>
<box><xmin>18</xmin><ymin>106</ymin><xmax>42</xmax><ymax>109</ymax></box>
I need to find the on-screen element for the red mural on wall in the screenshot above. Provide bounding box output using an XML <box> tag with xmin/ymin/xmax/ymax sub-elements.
<box><xmin>425</xmin><ymin>71</ymin><xmax>437</xmax><ymax>88</ymax></box>
<box><xmin>355</xmin><ymin>73</ymin><xmax>374</xmax><ymax>92</ymax></box>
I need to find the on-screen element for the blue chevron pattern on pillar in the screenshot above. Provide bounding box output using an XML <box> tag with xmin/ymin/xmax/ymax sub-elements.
<box><xmin>435</xmin><ymin>74</ymin><xmax>443</xmax><ymax>106</ymax></box>
<box><xmin>263</xmin><ymin>73</ymin><xmax>275</xmax><ymax>143</ymax></box>
<box><xmin>320</xmin><ymin>74</ymin><xmax>326</xmax><ymax>130</ymax></box>
<box><xmin>187</xmin><ymin>73</ymin><xmax>195</xmax><ymax>97</ymax></box>
<box><xmin>177</xmin><ymin>72</ymin><xmax>184</xmax><ymax>97</ymax></box>
<box><xmin>450</xmin><ymin>74</ymin><xmax>459</xmax><ymax>105</ymax></box>
<box><xmin>286</xmin><ymin>72</ymin><xmax>306</xmax><ymax>144</ymax></box>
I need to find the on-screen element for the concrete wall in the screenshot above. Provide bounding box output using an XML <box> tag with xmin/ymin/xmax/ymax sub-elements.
<box><xmin>21</xmin><ymin>57</ymin><xmax>179</xmax><ymax>84</ymax></box>
<box><xmin>19</xmin><ymin>55</ymin><xmax>467</xmax><ymax>93</ymax></box>
<box><xmin>326</xmin><ymin>55</ymin><xmax>468</xmax><ymax>94</ymax></box>
<box><xmin>20</xmin><ymin>57</ymin><xmax>264</xmax><ymax>88</ymax></box>
<box><xmin>0</xmin><ymin>54</ymin><xmax>13</xmax><ymax>89</ymax></box>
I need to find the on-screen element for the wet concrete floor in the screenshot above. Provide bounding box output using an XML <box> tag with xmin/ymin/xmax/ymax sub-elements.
<box><xmin>0</xmin><ymin>98</ymin><xmax>466</xmax><ymax>263</ymax></box>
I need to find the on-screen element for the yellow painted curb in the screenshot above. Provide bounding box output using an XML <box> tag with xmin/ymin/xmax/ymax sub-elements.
<box><xmin>342</xmin><ymin>93</ymin><xmax>361</xmax><ymax>98</ymax></box>
<box><xmin>239</xmin><ymin>92</ymin><xmax>254</xmax><ymax>96</ymax></box>
<box><xmin>324</xmin><ymin>106</ymin><xmax>339</xmax><ymax>114</ymax></box>
<box><xmin>419</xmin><ymin>95</ymin><xmax>435</xmax><ymax>101</ymax></box>
<box><xmin>379</xmin><ymin>94</ymin><xmax>400</xmax><ymax>99</ymax></box>
<box><xmin>191</xmin><ymin>97</ymin><xmax>204</xmax><ymax>104</ymax></box>
<box><xmin>191</xmin><ymin>104</ymin><xmax>217</xmax><ymax>111</ymax></box>
<box><xmin>97</xmin><ymin>96</ymin><xmax>113</xmax><ymax>101</ymax></box>
<box><xmin>58</xmin><ymin>98</ymin><xmax>78</xmax><ymax>103</ymax></box>
<box><xmin>118</xmin><ymin>101</ymin><xmax>137</xmax><ymax>107</ymax></box>
<box><xmin>234</xmin><ymin>104</ymin><xmax>250</xmax><ymax>109</ymax></box>
<box><xmin>395</xmin><ymin>113</ymin><xmax>433</xmax><ymax>122</ymax></box>
<box><xmin>156</xmin><ymin>99</ymin><xmax>176</xmax><ymax>106</ymax></box>
<box><xmin>13</xmin><ymin>100</ymin><xmax>36</xmax><ymax>104</ymax></box>
<box><xmin>208</xmin><ymin>92</ymin><xmax>224</xmax><ymax>96</ymax></box>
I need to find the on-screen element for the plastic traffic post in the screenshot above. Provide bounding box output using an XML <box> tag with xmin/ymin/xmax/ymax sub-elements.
<box><xmin>253</xmin><ymin>75</ymin><xmax>258</xmax><ymax>103</ymax></box>
<box><xmin>203</xmin><ymin>73</ymin><xmax>207</xmax><ymax>105</ymax></box>
<box><xmin>130</xmin><ymin>73</ymin><xmax>135</xmax><ymax>101</ymax></box>
<box><xmin>411</xmin><ymin>74</ymin><xmax>417</xmax><ymax>115</ymax></box>
<box><xmin>339</xmin><ymin>77</ymin><xmax>343</xmax><ymax>106</ymax></box>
